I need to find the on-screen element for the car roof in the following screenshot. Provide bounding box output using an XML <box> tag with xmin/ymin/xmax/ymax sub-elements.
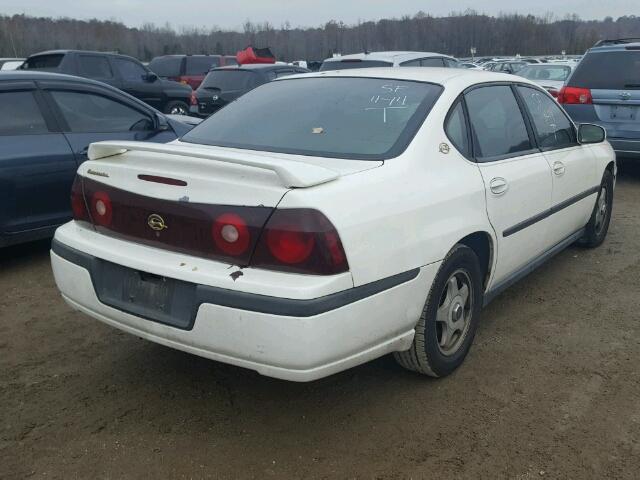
<box><xmin>25</xmin><ymin>50</ymin><xmax>139</xmax><ymax>62</ymax></box>
<box><xmin>589</xmin><ymin>42</ymin><xmax>640</xmax><ymax>52</ymax></box>
<box><xmin>280</xmin><ymin>67</ymin><xmax>540</xmax><ymax>90</ymax></box>
<box><xmin>323</xmin><ymin>51</ymin><xmax>453</xmax><ymax>63</ymax></box>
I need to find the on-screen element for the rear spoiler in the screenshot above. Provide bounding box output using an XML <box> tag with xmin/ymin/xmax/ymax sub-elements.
<box><xmin>87</xmin><ymin>141</ymin><xmax>339</xmax><ymax>188</ymax></box>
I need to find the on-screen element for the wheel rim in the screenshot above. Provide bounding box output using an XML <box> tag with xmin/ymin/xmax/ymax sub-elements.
<box><xmin>170</xmin><ymin>105</ymin><xmax>187</xmax><ymax>115</ymax></box>
<box><xmin>594</xmin><ymin>186</ymin><xmax>608</xmax><ymax>234</ymax></box>
<box><xmin>436</xmin><ymin>269</ymin><xmax>474</xmax><ymax>356</ymax></box>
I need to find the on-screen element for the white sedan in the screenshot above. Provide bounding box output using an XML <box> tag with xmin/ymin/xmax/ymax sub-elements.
<box><xmin>51</xmin><ymin>68</ymin><xmax>615</xmax><ymax>381</ymax></box>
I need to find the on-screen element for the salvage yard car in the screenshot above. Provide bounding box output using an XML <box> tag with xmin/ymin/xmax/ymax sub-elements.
<box><xmin>0</xmin><ymin>71</ymin><xmax>196</xmax><ymax>247</ymax></box>
<box><xmin>51</xmin><ymin>68</ymin><xmax>615</xmax><ymax>381</ymax></box>
<box><xmin>320</xmin><ymin>51</ymin><xmax>458</xmax><ymax>71</ymax></box>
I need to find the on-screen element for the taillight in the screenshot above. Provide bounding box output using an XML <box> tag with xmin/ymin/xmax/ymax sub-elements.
<box><xmin>558</xmin><ymin>86</ymin><xmax>592</xmax><ymax>104</ymax></box>
<box><xmin>90</xmin><ymin>191</ymin><xmax>113</xmax><ymax>227</ymax></box>
<box><xmin>190</xmin><ymin>91</ymin><xmax>198</xmax><ymax>106</ymax></box>
<box><xmin>546</xmin><ymin>87</ymin><xmax>559</xmax><ymax>98</ymax></box>
<box><xmin>70</xmin><ymin>175</ymin><xmax>89</xmax><ymax>222</ymax></box>
<box><xmin>212</xmin><ymin>213</ymin><xmax>250</xmax><ymax>256</ymax></box>
<box><xmin>251</xmin><ymin>209</ymin><xmax>349</xmax><ymax>275</ymax></box>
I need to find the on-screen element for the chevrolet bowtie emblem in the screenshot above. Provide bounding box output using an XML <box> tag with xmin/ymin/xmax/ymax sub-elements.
<box><xmin>147</xmin><ymin>214</ymin><xmax>168</xmax><ymax>231</ymax></box>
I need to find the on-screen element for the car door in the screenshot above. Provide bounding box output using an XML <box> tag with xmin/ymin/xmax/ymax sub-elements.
<box><xmin>41</xmin><ymin>83</ymin><xmax>175</xmax><ymax>164</ymax></box>
<box><xmin>516</xmin><ymin>85</ymin><xmax>599</xmax><ymax>244</ymax></box>
<box><xmin>111</xmin><ymin>57</ymin><xmax>163</xmax><ymax>109</ymax></box>
<box><xmin>75</xmin><ymin>54</ymin><xmax>119</xmax><ymax>88</ymax></box>
<box><xmin>0</xmin><ymin>82</ymin><xmax>77</xmax><ymax>236</ymax></box>
<box><xmin>464</xmin><ymin>84</ymin><xmax>553</xmax><ymax>287</ymax></box>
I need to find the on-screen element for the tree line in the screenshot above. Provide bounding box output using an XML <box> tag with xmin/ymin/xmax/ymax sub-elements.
<box><xmin>1</xmin><ymin>11</ymin><xmax>640</xmax><ymax>62</ymax></box>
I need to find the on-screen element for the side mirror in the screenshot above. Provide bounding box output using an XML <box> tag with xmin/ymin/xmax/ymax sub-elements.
<box><xmin>155</xmin><ymin>113</ymin><xmax>169</xmax><ymax>131</ymax></box>
<box><xmin>578</xmin><ymin>124</ymin><xmax>606</xmax><ymax>144</ymax></box>
<box><xmin>145</xmin><ymin>72</ymin><xmax>158</xmax><ymax>83</ymax></box>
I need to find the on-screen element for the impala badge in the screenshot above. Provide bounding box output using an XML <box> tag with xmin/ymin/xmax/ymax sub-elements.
<box><xmin>147</xmin><ymin>214</ymin><xmax>168</xmax><ymax>232</ymax></box>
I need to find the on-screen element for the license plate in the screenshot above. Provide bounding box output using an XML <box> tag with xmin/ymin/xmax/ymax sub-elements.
<box><xmin>610</xmin><ymin>105</ymin><xmax>637</xmax><ymax>121</ymax></box>
<box><xmin>123</xmin><ymin>271</ymin><xmax>172</xmax><ymax>314</ymax></box>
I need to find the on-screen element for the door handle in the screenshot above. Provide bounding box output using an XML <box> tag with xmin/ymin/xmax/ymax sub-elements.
<box><xmin>489</xmin><ymin>177</ymin><xmax>508</xmax><ymax>195</ymax></box>
<box><xmin>553</xmin><ymin>161</ymin><xmax>566</xmax><ymax>176</ymax></box>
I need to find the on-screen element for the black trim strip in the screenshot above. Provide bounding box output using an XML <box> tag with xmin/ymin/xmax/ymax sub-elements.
<box><xmin>51</xmin><ymin>239</ymin><xmax>420</xmax><ymax>322</ymax></box>
<box><xmin>503</xmin><ymin>186</ymin><xmax>599</xmax><ymax>237</ymax></box>
<box><xmin>484</xmin><ymin>227</ymin><xmax>585</xmax><ymax>306</ymax></box>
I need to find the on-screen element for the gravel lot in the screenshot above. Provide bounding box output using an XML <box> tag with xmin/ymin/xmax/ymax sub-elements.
<box><xmin>2</xmin><ymin>166</ymin><xmax>639</xmax><ymax>479</ymax></box>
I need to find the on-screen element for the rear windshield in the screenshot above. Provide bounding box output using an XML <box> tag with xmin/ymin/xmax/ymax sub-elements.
<box><xmin>519</xmin><ymin>65</ymin><xmax>571</xmax><ymax>82</ymax></box>
<box><xmin>22</xmin><ymin>54</ymin><xmax>64</xmax><ymax>70</ymax></box>
<box><xmin>148</xmin><ymin>56</ymin><xmax>182</xmax><ymax>77</ymax></box>
<box><xmin>319</xmin><ymin>60</ymin><xmax>393</xmax><ymax>71</ymax></box>
<box><xmin>569</xmin><ymin>51</ymin><xmax>640</xmax><ymax>89</ymax></box>
<box><xmin>200</xmin><ymin>70</ymin><xmax>259</xmax><ymax>91</ymax></box>
<box><xmin>185</xmin><ymin>56</ymin><xmax>220</xmax><ymax>75</ymax></box>
<box><xmin>182</xmin><ymin>77</ymin><xmax>443</xmax><ymax>160</ymax></box>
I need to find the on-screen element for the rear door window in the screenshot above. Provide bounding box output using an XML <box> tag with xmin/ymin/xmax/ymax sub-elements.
<box><xmin>22</xmin><ymin>54</ymin><xmax>64</xmax><ymax>70</ymax></box>
<box><xmin>50</xmin><ymin>91</ymin><xmax>152</xmax><ymax>133</ymax></box>
<box><xmin>148</xmin><ymin>56</ymin><xmax>182</xmax><ymax>77</ymax></box>
<box><xmin>465</xmin><ymin>85</ymin><xmax>533</xmax><ymax>160</ymax></box>
<box><xmin>400</xmin><ymin>59</ymin><xmax>422</xmax><ymax>67</ymax></box>
<box><xmin>185</xmin><ymin>56</ymin><xmax>220</xmax><ymax>75</ymax></box>
<box><xmin>517</xmin><ymin>86</ymin><xmax>577</xmax><ymax>150</ymax></box>
<box><xmin>569</xmin><ymin>51</ymin><xmax>640</xmax><ymax>89</ymax></box>
<box><xmin>445</xmin><ymin>100</ymin><xmax>471</xmax><ymax>157</ymax></box>
<box><xmin>421</xmin><ymin>58</ymin><xmax>446</xmax><ymax>67</ymax></box>
<box><xmin>77</xmin><ymin>55</ymin><xmax>113</xmax><ymax>78</ymax></box>
<box><xmin>0</xmin><ymin>91</ymin><xmax>49</xmax><ymax>135</ymax></box>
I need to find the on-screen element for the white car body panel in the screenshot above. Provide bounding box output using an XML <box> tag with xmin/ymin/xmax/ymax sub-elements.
<box><xmin>51</xmin><ymin>68</ymin><xmax>616</xmax><ymax>381</ymax></box>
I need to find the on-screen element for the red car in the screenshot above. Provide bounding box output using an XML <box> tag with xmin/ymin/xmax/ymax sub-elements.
<box><xmin>148</xmin><ymin>55</ymin><xmax>238</xmax><ymax>90</ymax></box>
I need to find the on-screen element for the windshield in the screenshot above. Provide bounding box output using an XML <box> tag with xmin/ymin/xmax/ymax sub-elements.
<box><xmin>319</xmin><ymin>60</ymin><xmax>393</xmax><ymax>71</ymax></box>
<box><xmin>182</xmin><ymin>77</ymin><xmax>443</xmax><ymax>160</ymax></box>
<box><xmin>519</xmin><ymin>65</ymin><xmax>571</xmax><ymax>82</ymax></box>
<box><xmin>569</xmin><ymin>51</ymin><xmax>640</xmax><ymax>89</ymax></box>
<box><xmin>200</xmin><ymin>70</ymin><xmax>259</xmax><ymax>91</ymax></box>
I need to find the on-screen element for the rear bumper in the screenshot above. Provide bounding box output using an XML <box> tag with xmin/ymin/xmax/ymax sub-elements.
<box><xmin>50</xmin><ymin>227</ymin><xmax>438</xmax><ymax>381</ymax></box>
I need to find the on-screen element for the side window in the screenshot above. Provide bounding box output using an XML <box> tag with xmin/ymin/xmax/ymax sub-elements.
<box><xmin>517</xmin><ymin>86</ymin><xmax>577</xmax><ymax>150</ymax></box>
<box><xmin>0</xmin><ymin>91</ymin><xmax>49</xmax><ymax>135</ymax></box>
<box><xmin>444</xmin><ymin>100</ymin><xmax>471</xmax><ymax>157</ymax></box>
<box><xmin>421</xmin><ymin>58</ymin><xmax>446</xmax><ymax>67</ymax></box>
<box><xmin>443</xmin><ymin>58</ymin><xmax>458</xmax><ymax>68</ymax></box>
<box><xmin>50</xmin><ymin>91</ymin><xmax>153</xmax><ymax>133</ymax></box>
<box><xmin>400</xmin><ymin>59</ymin><xmax>422</xmax><ymax>67</ymax></box>
<box><xmin>185</xmin><ymin>56</ymin><xmax>219</xmax><ymax>75</ymax></box>
<box><xmin>77</xmin><ymin>55</ymin><xmax>113</xmax><ymax>78</ymax></box>
<box><xmin>112</xmin><ymin>58</ymin><xmax>148</xmax><ymax>81</ymax></box>
<box><xmin>465</xmin><ymin>85</ymin><xmax>533</xmax><ymax>160</ymax></box>
<box><xmin>148</xmin><ymin>56</ymin><xmax>182</xmax><ymax>77</ymax></box>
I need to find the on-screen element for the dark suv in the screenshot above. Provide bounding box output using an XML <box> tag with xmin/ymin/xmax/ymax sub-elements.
<box><xmin>559</xmin><ymin>39</ymin><xmax>640</xmax><ymax>161</ymax></box>
<box><xmin>190</xmin><ymin>64</ymin><xmax>310</xmax><ymax>117</ymax></box>
<box><xmin>148</xmin><ymin>54</ymin><xmax>239</xmax><ymax>90</ymax></box>
<box><xmin>21</xmin><ymin>50</ymin><xmax>193</xmax><ymax>115</ymax></box>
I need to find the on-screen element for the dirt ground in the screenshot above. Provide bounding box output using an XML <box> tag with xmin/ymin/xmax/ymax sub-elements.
<box><xmin>1</xmin><ymin>166</ymin><xmax>640</xmax><ymax>480</ymax></box>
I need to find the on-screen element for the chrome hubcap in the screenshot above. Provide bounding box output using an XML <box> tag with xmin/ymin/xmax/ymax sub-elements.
<box><xmin>595</xmin><ymin>186</ymin><xmax>608</xmax><ymax>234</ymax></box>
<box><xmin>170</xmin><ymin>106</ymin><xmax>187</xmax><ymax>115</ymax></box>
<box><xmin>436</xmin><ymin>270</ymin><xmax>473</xmax><ymax>356</ymax></box>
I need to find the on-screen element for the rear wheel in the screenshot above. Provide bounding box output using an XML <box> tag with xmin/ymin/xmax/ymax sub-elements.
<box><xmin>578</xmin><ymin>170</ymin><xmax>613</xmax><ymax>248</ymax></box>
<box><xmin>164</xmin><ymin>100</ymin><xmax>189</xmax><ymax>116</ymax></box>
<box><xmin>394</xmin><ymin>244</ymin><xmax>483</xmax><ymax>377</ymax></box>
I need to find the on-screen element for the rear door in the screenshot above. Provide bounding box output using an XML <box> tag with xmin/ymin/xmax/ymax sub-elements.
<box><xmin>41</xmin><ymin>83</ymin><xmax>175</xmax><ymax>163</ymax></box>
<box><xmin>516</xmin><ymin>85</ymin><xmax>598</xmax><ymax>244</ymax></box>
<box><xmin>464</xmin><ymin>84</ymin><xmax>553</xmax><ymax>286</ymax></box>
<box><xmin>0</xmin><ymin>82</ymin><xmax>76</xmax><ymax>235</ymax></box>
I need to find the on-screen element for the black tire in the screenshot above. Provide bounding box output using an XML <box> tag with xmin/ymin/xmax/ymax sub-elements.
<box><xmin>394</xmin><ymin>244</ymin><xmax>483</xmax><ymax>377</ymax></box>
<box><xmin>578</xmin><ymin>169</ymin><xmax>614</xmax><ymax>248</ymax></box>
<box><xmin>163</xmin><ymin>100</ymin><xmax>189</xmax><ymax>116</ymax></box>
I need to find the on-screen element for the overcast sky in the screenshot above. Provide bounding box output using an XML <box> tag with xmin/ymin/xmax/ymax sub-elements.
<box><xmin>2</xmin><ymin>0</ymin><xmax>638</xmax><ymax>30</ymax></box>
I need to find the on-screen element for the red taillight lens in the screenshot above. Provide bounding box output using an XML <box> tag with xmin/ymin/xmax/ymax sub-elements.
<box><xmin>212</xmin><ymin>213</ymin><xmax>250</xmax><ymax>256</ymax></box>
<box><xmin>557</xmin><ymin>86</ymin><xmax>592</xmax><ymax>104</ymax></box>
<box><xmin>546</xmin><ymin>87</ymin><xmax>559</xmax><ymax>98</ymax></box>
<box><xmin>190</xmin><ymin>91</ymin><xmax>198</xmax><ymax>106</ymax></box>
<box><xmin>252</xmin><ymin>209</ymin><xmax>349</xmax><ymax>275</ymax></box>
<box><xmin>70</xmin><ymin>175</ymin><xmax>89</xmax><ymax>221</ymax></box>
<box><xmin>90</xmin><ymin>191</ymin><xmax>113</xmax><ymax>227</ymax></box>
